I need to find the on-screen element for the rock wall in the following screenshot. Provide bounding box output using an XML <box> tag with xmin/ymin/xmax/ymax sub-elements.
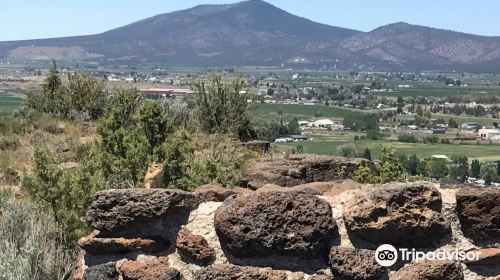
<box><xmin>74</xmin><ymin>182</ymin><xmax>499</xmax><ymax>280</ymax></box>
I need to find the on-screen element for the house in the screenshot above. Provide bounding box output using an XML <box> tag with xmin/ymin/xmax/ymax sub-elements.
<box><xmin>460</xmin><ymin>122</ymin><xmax>480</xmax><ymax>130</ymax></box>
<box><xmin>431</xmin><ymin>155</ymin><xmax>449</xmax><ymax>160</ymax></box>
<box><xmin>309</xmin><ymin>118</ymin><xmax>335</xmax><ymax>128</ymax></box>
<box><xmin>478</xmin><ymin>128</ymin><xmax>500</xmax><ymax>139</ymax></box>
<box><xmin>298</xmin><ymin>120</ymin><xmax>309</xmax><ymax>128</ymax></box>
<box><xmin>290</xmin><ymin>135</ymin><xmax>308</xmax><ymax>141</ymax></box>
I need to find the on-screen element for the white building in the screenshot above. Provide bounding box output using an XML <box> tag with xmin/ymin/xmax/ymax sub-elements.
<box><xmin>478</xmin><ymin>128</ymin><xmax>500</xmax><ymax>139</ymax></box>
<box><xmin>309</xmin><ymin>118</ymin><xmax>335</xmax><ymax>128</ymax></box>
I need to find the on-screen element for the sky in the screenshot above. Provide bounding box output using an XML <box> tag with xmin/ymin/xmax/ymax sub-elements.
<box><xmin>1</xmin><ymin>0</ymin><xmax>499</xmax><ymax>41</ymax></box>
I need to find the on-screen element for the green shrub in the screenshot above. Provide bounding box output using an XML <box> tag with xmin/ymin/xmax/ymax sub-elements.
<box><xmin>0</xmin><ymin>198</ymin><xmax>74</xmax><ymax>280</ymax></box>
<box><xmin>0</xmin><ymin>136</ymin><xmax>19</xmax><ymax>151</ymax></box>
<box><xmin>398</xmin><ymin>134</ymin><xmax>417</xmax><ymax>143</ymax></box>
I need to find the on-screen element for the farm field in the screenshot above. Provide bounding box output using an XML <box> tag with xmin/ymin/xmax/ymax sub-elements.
<box><xmin>254</xmin><ymin>103</ymin><xmax>366</xmax><ymax>120</ymax></box>
<box><xmin>0</xmin><ymin>91</ymin><xmax>24</xmax><ymax>115</ymax></box>
<box><xmin>373</xmin><ymin>85</ymin><xmax>500</xmax><ymax>98</ymax></box>
<box><xmin>277</xmin><ymin>138</ymin><xmax>500</xmax><ymax>161</ymax></box>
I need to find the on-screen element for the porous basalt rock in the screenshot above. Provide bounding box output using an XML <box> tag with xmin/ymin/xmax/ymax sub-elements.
<box><xmin>214</xmin><ymin>192</ymin><xmax>339</xmax><ymax>268</ymax></box>
<box><xmin>456</xmin><ymin>188</ymin><xmax>500</xmax><ymax>242</ymax></box>
<box><xmin>176</xmin><ymin>226</ymin><xmax>215</xmax><ymax>265</ymax></box>
<box><xmin>343</xmin><ymin>182</ymin><xmax>451</xmax><ymax>248</ymax></box>
<box><xmin>391</xmin><ymin>261</ymin><xmax>464</xmax><ymax>280</ymax></box>
<box><xmin>118</xmin><ymin>257</ymin><xmax>180</xmax><ymax>280</ymax></box>
<box><xmin>328</xmin><ymin>246</ymin><xmax>387</xmax><ymax>280</ymax></box>
<box><xmin>86</xmin><ymin>189</ymin><xmax>199</xmax><ymax>238</ymax></box>
<box><xmin>194</xmin><ymin>184</ymin><xmax>236</xmax><ymax>202</ymax></box>
<box><xmin>83</xmin><ymin>262</ymin><xmax>118</xmax><ymax>280</ymax></box>
<box><xmin>194</xmin><ymin>264</ymin><xmax>288</xmax><ymax>280</ymax></box>
<box><xmin>241</xmin><ymin>154</ymin><xmax>367</xmax><ymax>189</ymax></box>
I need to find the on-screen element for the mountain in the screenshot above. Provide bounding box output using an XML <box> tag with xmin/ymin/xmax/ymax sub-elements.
<box><xmin>1</xmin><ymin>0</ymin><xmax>500</xmax><ymax>72</ymax></box>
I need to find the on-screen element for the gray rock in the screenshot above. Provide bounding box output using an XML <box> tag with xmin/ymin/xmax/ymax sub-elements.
<box><xmin>84</xmin><ymin>262</ymin><xmax>118</xmax><ymax>280</ymax></box>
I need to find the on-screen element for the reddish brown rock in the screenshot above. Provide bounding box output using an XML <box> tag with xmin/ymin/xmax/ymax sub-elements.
<box><xmin>214</xmin><ymin>192</ymin><xmax>338</xmax><ymax>268</ymax></box>
<box><xmin>78</xmin><ymin>232</ymin><xmax>166</xmax><ymax>254</ymax></box>
<box><xmin>328</xmin><ymin>247</ymin><xmax>387</xmax><ymax>280</ymax></box>
<box><xmin>464</xmin><ymin>247</ymin><xmax>500</xmax><ymax>266</ymax></box>
<box><xmin>70</xmin><ymin>250</ymin><xmax>85</xmax><ymax>280</ymax></box>
<box><xmin>456</xmin><ymin>188</ymin><xmax>500</xmax><ymax>242</ymax></box>
<box><xmin>176</xmin><ymin>226</ymin><xmax>215</xmax><ymax>265</ymax></box>
<box><xmin>86</xmin><ymin>189</ymin><xmax>199</xmax><ymax>238</ymax></box>
<box><xmin>241</xmin><ymin>154</ymin><xmax>366</xmax><ymax>189</ymax></box>
<box><xmin>343</xmin><ymin>182</ymin><xmax>451</xmax><ymax>248</ymax></box>
<box><xmin>194</xmin><ymin>184</ymin><xmax>236</xmax><ymax>202</ymax></box>
<box><xmin>194</xmin><ymin>264</ymin><xmax>287</xmax><ymax>280</ymax></box>
<box><xmin>391</xmin><ymin>261</ymin><xmax>464</xmax><ymax>280</ymax></box>
<box><xmin>118</xmin><ymin>257</ymin><xmax>180</xmax><ymax>280</ymax></box>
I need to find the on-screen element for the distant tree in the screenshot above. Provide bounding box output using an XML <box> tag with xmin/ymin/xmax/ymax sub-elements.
<box><xmin>295</xmin><ymin>144</ymin><xmax>304</xmax><ymax>154</ymax></box>
<box><xmin>485</xmin><ymin>173</ymin><xmax>492</xmax><ymax>185</ymax></box>
<box><xmin>336</xmin><ymin>143</ymin><xmax>357</xmax><ymax>158</ymax></box>
<box><xmin>378</xmin><ymin>146</ymin><xmax>406</xmax><ymax>183</ymax></box>
<box><xmin>363</xmin><ymin>147</ymin><xmax>372</xmax><ymax>160</ymax></box>
<box><xmin>193</xmin><ymin>75</ymin><xmax>252</xmax><ymax>135</ymax></box>
<box><xmin>430</xmin><ymin>160</ymin><xmax>448</xmax><ymax>179</ymax></box>
<box><xmin>407</xmin><ymin>154</ymin><xmax>419</xmax><ymax>176</ymax></box>
<box><xmin>287</xmin><ymin>117</ymin><xmax>301</xmax><ymax>135</ymax></box>
<box><xmin>471</xmin><ymin>159</ymin><xmax>481</xmax><ymax>178</ymax></box>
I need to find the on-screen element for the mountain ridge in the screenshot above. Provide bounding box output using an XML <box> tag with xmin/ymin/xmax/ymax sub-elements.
<box><xmin>1</xmin><ymin>0</ymin><xmax>499</xmax><ymax>72</ymax></box>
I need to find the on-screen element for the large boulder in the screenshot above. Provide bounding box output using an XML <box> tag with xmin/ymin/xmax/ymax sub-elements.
<box><xmin>241</xmin><ymin>154</ymin><xmax>366</xmax><ymax>189</ymax></box>
<box><xmin>391</xmin><ymin>261</ymin><xmax>464</xmax><ymax>280</ymax></box>
<box><xmin>328</xmin><ymin>247</ymin><xmax>387</xmax><ymax>280</ymax></box>
<box><xmin>118</xmin><ymin>257</ymin><xmax>180</xmax><ymax>280</ymax></box>
<box><xmin>343</xmin><ymin>182</ymin><xmax>451</xmax><ymax>248</ymax></box>
<box><xmin>176</xmin><ymin>226</ymin><xmax>215</xmax><ymax>265</ymax></box>
<box><xmin>455</xmin><ymin>188</ymin><xmax>500</xmax><ymax>242</ymax></box>
<box><xmin>86</xmin><ymin>189</ymin><xmax>199</xmax><ymax>238</ymax></box>
<box><xmin>194</xmin><ymin>264</ymin><xmax>288</xmax><ymax>280</ymax></box>
<box><xmin>84</xmin><ymin>262</ymin><xmax>118</xmax><ymax>280</ymax></box>
<box><xmin>214</xmin><ymin>192</ymin><xmax>338</xmax><ymax>268</ymax></box>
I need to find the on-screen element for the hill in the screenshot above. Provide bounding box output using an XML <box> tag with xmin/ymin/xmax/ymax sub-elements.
<box><xmin>1</xmin><ymin>0</ymin><xmax>500</xmax><ymax>71</ymax></box>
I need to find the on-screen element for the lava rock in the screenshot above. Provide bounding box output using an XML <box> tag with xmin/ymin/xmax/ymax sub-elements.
<box><xmin>328</xmin><ymin>246</ymin><xmax>387</xmax><ymax>280</ymax></box>
<box><xmin>118</xmin><ymin>257</ymin><xmax>180</xmax><ymax>280</ymax></box>
<box><xmin>176</xmin><ymin>226</ymin><xmax>215</xmax><ymax>265</ymax></box>
<box><xmin>194</xmin><ymin>264</ymin><xmax>287</xmax><ymax>280</ymax></box>
<box><xmin>86</xmin><ymin>189</ymin><xmax>199</xmax><ymax>238</ymax></box>
<box><xmin>194</xmin><ymin>184</ymin><xmax>236</xmax><ymax>202</ymax></box>
<box><xmin>343</xmin><ymin>182</ymin><xmax>451</xmax><ymax>248</ymax></box>
<box><xmin>84</xmin><ymin>262</ymin><xmax>118</xmax><ymax>280</ymax></box>
<box><xmin>242</xmin><ymin>154</ymin><xmax>367</xmax><ymax>189</ymax></box>
<box><xmin>456</xmin><ymin>188</ymin><xmax>500</xmax><ymax>242</ymax></box>
<box><xmin>78</xmin><ymin>231</ymin><xmax>167</xmax><ymax>254</ymax></box>
<box><xmin>214</xmin><ymin>192</ymin><xmax>338</xmax><ymax>265</ymax></box>
<box><xmin>391</xmin><ymin>261</ymin><xmax>464</xmax><ymax>280</ymax></box>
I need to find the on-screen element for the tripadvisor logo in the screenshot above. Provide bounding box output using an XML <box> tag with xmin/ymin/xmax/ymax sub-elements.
<box><xmin>374</xmin><ymin>244</ymin><xmax>481</xmax><ymax>267</ymax></box>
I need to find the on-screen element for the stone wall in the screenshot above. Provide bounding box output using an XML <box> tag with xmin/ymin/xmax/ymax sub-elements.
<box><xmin>74</xmin><ymin>182</ymin><xmax>499</xmax><ymax>280</ymax></box>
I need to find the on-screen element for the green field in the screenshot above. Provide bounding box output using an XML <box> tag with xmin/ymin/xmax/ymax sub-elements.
<box><xmin>278</xmin><ymin>139</ymin><xmax>500</xmax><ymax>161</ymax></box>
<box><xmin>374</xmin><ymin>85</ymin><xmax>500</xmax><ymax>98</ymax></box>
<box><xmin>254</xmin><ymin>103</ymin><xmax>366</xmax><ymax>120</ymax></box>
<box><xmin>0</xmin><ymin>91</ymin><xmax>24</xmax><ymax>115</ymax></box>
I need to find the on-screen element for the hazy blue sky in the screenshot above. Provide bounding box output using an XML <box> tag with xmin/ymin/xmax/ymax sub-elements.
<box><xmin>1</xmin><ymin>0</ymin><xmax>498</xmax><ymax>41</ymax></box>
